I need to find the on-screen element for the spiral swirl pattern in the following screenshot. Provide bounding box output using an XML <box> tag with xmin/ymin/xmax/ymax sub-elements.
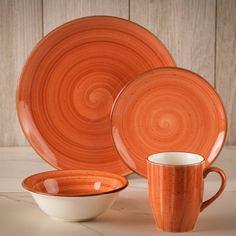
<box><xmin>17</xmin><ymin>16</ymin><xmax>175</xmax><ymax>175</ymax></box>
<box><xmin>111</xmin><ymin>68</ymin><xmax>227</xmax><ymax>177</ymax></box>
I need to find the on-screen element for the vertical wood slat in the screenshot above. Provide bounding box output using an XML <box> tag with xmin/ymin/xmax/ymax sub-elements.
<box><xmin>0</xmin><ymin>0</ymin><xmax>129</xmax><ymax>147</ymax></box>
<box><xmin>130</xmin><ymin>0</ymin><xmax>216</xmax><ymax>86</ymax></box>
<box><xmin>1</xmin><ymin>0</ymin><xmax>236</xmax><ymax>146</ymax></box>
<box><xmin>43</xmin><ymin>0</ymin><xmax>129</xmax><ymax>35</ymax></box>
<box><xmin>216</xmin><ymin>0</ymin><xmax>236</xmax><ymax>144</ymax></box>
<box><xmin>0</xmin><ymin>0</ymin><xmax>43</xmax><ymax>146</ymax></box>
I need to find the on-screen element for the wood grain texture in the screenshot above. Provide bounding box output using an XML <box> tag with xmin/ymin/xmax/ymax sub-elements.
<box><xmin>216</xmin><ymin>0</ymin><xmax>236</xmax><ymax>144</ymax></box>
<box><xmin>43</xmin><ymin>0</ymin><xmax>129</xmax><ymax>34</ymax></box>
<box><xmin>130</xmin><ymin>0</ymin><xmax>216</xmax><ymax>85</ymax></box>
<box><xmin>0</xmin><ymin>0</ymin><xmax>43</xmax><ymax>146</ymax></box>
<box><xmin>1</xmin><ymin>1</ymin><xmax>236</xmax><ymax>147</ymax></box>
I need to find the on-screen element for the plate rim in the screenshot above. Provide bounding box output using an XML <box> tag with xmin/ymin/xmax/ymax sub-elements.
<box><xmin>110</xmin><ymin>67</ymin><xmax>228</xmax><ymax>177</ymax></box>
<box><xmin>16</xmin><ymin>16</ymin><xmax>176</xmax><ymax>176</ymax></box>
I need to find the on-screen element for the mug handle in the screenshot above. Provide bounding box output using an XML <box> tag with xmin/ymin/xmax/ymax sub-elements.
<box><xmin>200</xmin><ymin>166</ymin><xmax>226</xmax><ymax>212</ymax></box>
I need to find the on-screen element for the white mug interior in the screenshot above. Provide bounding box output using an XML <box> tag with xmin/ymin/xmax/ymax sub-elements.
<box><xmin>148</xmin><ymin>152</ymin><xmax>204</xmax><ymax>166</ymax></box>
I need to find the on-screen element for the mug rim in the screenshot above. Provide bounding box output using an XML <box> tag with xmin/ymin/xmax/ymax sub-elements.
<box><xmin>147</xmin><ymin>151</ymin><xmax>205</xmax><ymax>167</ymax></box>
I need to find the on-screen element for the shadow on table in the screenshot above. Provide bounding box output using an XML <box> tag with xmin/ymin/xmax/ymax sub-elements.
<box><xmin>92</xmin><ymin>192</ymin><xmax>236</xmax><ymax>234</ymax></box>
<box><xmin>197</xmin><ymin>213</ymin><xmax>236</xmax><ymax>232</ymax></box>
<box><xmin>90</xmin><ymin>193</ymin><xmax>156</xmax><ymax>228</ymax></box>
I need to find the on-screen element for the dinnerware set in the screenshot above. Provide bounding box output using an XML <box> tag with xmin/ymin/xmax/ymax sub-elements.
<box><xmin>17</xmin><ymin>16</ymin><xmax>227</xmax><ymax>232</ymax></box>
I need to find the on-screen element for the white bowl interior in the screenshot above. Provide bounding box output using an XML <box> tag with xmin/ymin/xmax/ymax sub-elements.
<box><xmin>148</xmin><ymin>152</ymin><xmax>204</xmax><ymax>166</ymax></box>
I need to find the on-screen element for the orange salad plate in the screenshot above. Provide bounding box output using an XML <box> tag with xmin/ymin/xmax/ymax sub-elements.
<box><xmin>17</xmin><ymin>16</ymin><xmax>175</xmax><ymax>176</ymax></box>
<box><xmin>111</xmin><ymin>67</ymin><xmax>227</xmax><ymax>177</ymax></box>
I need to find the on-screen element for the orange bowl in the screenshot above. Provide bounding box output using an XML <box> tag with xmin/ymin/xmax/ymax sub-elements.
<box><xmin>22</xmin><ymin>170</ymin><xmax>128</xmax><ymax>221</ymax></box>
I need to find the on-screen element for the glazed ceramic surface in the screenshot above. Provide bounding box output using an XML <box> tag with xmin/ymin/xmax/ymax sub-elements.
<box><xmin>22</xmin><ymin>170</ymin><xmax>128</xmax><ymax>221</ymax></box>
<box><xmin>17</xmin><ymin>16</ymin><xmax>175</xmax><ymax>176</ymax></box>
<box><xmin>111</xmin><ymin>67</ymin><xmax>227</xmax><ymax>177</ymax></box>
<box><xmin>31</xmin><ymin>191</ymin><xmax>119</xmax><ymax>222</ymax></box>
<box><xmin>147</xmin><ymin>152</ymin><xmax>226</xmax><ymax>232</ymax></box>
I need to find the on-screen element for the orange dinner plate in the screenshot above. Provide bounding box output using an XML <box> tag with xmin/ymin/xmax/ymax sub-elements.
<box><xmin>17</xmin><ymin>16</ymin><xmax>175</xmax><ymax>176</ymax></box>
<box><xmin>111</xmin><ymin>68</ymin><xmax>227</xmax><ymax>177</ymax></box>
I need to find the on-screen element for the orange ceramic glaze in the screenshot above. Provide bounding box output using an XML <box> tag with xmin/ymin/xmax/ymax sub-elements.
<box><xmin>17</xmin><ymin>16</ymin><xmax>175</xmax><ymax>176</ymax></box>
<box><xmin>111</xmin><ymin>67</ymin><xmax>227</xmax><ymax>177</ymax></box>
<box><xmin>147</xmin><ymin>152</ymin><xmax>226</xmax><ymax>232</ymax></box>
<box><xmin>22</xmin><ymin>170</ymin><xmax>128</xmax><ymax>197</ymax></box>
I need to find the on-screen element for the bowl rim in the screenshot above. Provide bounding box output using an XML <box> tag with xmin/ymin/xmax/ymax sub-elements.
<box><xmin>22</xmin><ymin>169</ymin><xmax>128</xmax><ymax>197</ymax></box>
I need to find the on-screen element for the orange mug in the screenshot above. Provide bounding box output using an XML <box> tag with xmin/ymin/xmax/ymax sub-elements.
<box><xmin>147</xmin><ymin>152</ymin><xmax>226</xmax><ymax>232</ymax></box>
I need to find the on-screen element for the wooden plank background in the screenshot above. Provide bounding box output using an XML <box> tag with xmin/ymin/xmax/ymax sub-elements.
<box><xmin>0</xmin><ymin>0</ymin><xmax>42</xmax><ymax>146</ymax></box>
<box><xmin>0</xmin><ymin>0</ymin><xmax>235</xmax><ymax>146</ymax></box>
<box><xmin>216</xmin><ymin>0</ymin><xmax>236</xmax><ymax>144</ymax></box>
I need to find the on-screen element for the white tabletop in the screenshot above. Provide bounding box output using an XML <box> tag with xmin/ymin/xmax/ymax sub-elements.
<box><xmin>0</xmin><ymin>147</ymin><xmax>236</xmax><ymax>235</ymax></box>
<box><xmin>0</xmin><ymin>184</ymin><xmax>235</xmax><ymax>236</ymax></box>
